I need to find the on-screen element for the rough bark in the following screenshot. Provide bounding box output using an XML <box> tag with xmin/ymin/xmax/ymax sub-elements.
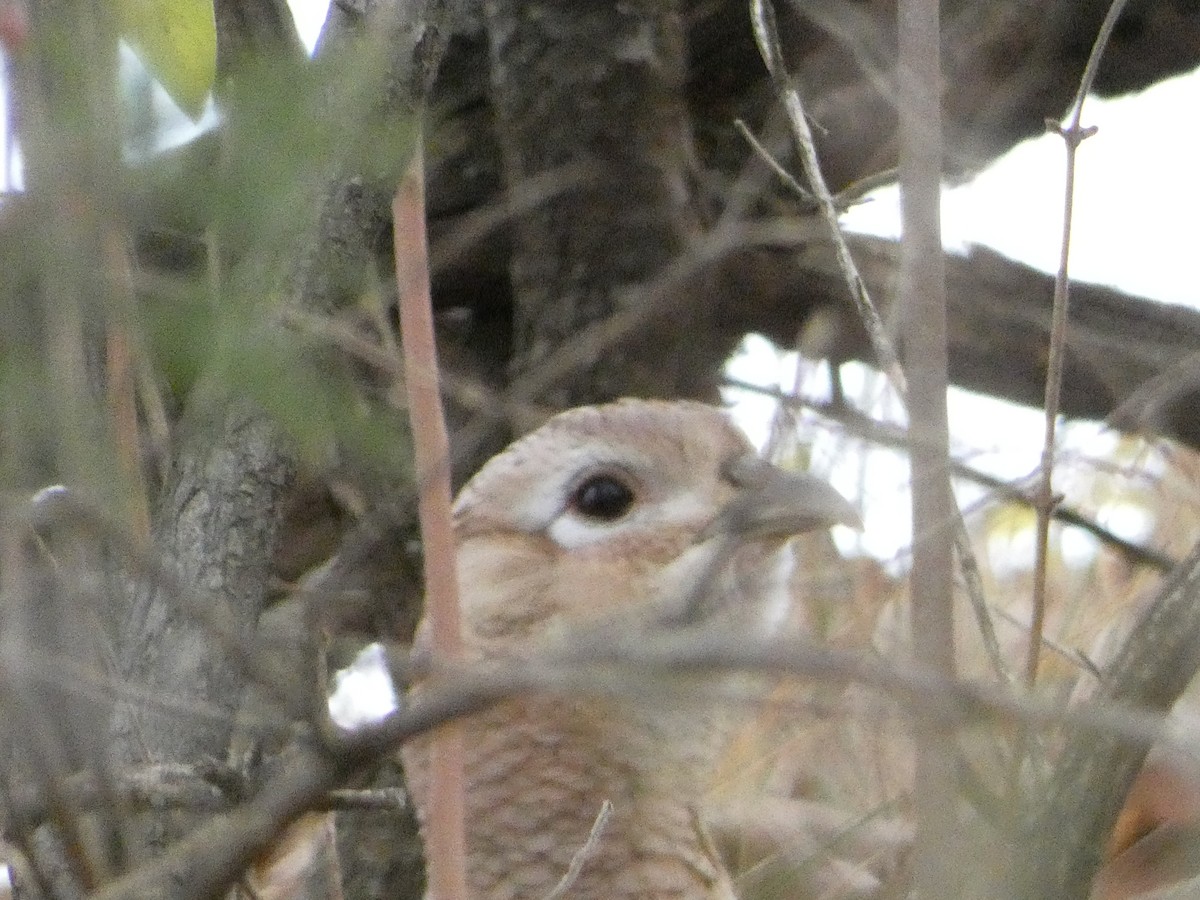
<box><xmin>110</xmin><ymin>409</ymin><xmax>291</xmax><ymax>765</ymax></box>
<box><xmin>482</xmin><ymin>0</ymin><xmax>714</xmax><ymax>407</ymax></box>
<box><xmin>108</xmin><ymin>407</ymin><xmax>293</xmax><ymax>850</ymax></box>
<box><xmin>1010</xmin><ymin>541</ymin><xmax>1200</xmax><ymax>900</ymax></box>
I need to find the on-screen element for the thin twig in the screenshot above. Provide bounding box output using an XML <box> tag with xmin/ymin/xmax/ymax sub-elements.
<box><xmin>747</xmin><ymin>0</ymin><xmax>1007</xmax><ymax>682</ymax></box>
<box><xmin>431</xmin><ymin>162</ymin><xmax>593</xmax><ymax>273</ymax></box>
<box><xmin>749</xmin><ymin>0</ymin><xmax>906</xmax><ymax>395</ymax></box>
<box><xmin>394</xmin><ymin>138</ymin><xmax>468</xmax><ymax>899</ymax></box>
<box><xmin>893</xmin><ymin>0</ymin><xmax>961</xmax><ymax>892</ymax></box>
<box><xmin>0</xmin><ymin>761</ymin><xmax>407</xmax><ymax>832</ymax></box>
<box><xmin>733</xmin><ymin>118</ymin><xmax>895</xmax><ymax>215</ymax></box>
<box><xmin>834</xmin><ymin>166</ymin><xmax>899</xmax><ymax>208</ymax></box>
<box><xmin>724</xmin><ymin>378</ymin><xmax>1177</xmax><ymax>574</ymax></box>
<box><xmin>371</xmin><ymin>624</ymin><xmax>1192</xmax><ymax>764</ymax></box>
<box><xmin>734</xmin><ymin>118</ymin><xmax>817</xmax><ymax>208</ymax></box>
<box><xmin>543</xmin><ymin>800</ymin><xmax>613</xmax><ymax>900</ymax></box>
<box><xmin>1028</xmin><ymin>0</ymin><xmax>1131</xmax><ymax>685</ymax></box>
<box><xmin>103</xmin><ymin>233</ymin><xmax>151</xmax><ymax>544</ymax></box>
<box><xmin>1106</xmin><ymin>350</ymin><xmax>1200</xmax><ymax>435</ymax></box>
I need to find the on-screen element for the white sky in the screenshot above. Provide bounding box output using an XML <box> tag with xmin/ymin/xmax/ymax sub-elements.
<box><xmin>842</xmin><ymin>65</ymin><xmax>1200</xmax><ymax>307</ymax></box>
<box><xmin>726</xmin><ymin>66</ymin><xmax>1200</xmax><ymax>563</ymax></box>
<box><xmin>292</xmin><ymin>0</ymin><xmax>327</xmax><ymax>49</ymax></box>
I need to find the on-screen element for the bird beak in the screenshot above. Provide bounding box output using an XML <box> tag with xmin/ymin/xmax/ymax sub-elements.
<box><xmin>701</xmin><ymin>454</ymin><xmax>861</xmax><ymax>542</ymax></box>
<box><xmin>656</xmin><ymin>455</ymin><xmax>860</xmax><ymax>628</ymax></box>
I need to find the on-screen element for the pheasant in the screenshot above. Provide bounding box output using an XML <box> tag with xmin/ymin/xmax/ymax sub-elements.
<box><xmin>402</xmin><ymin>399</ymin><xmax>857</xmax><ymax>899</ymax></box>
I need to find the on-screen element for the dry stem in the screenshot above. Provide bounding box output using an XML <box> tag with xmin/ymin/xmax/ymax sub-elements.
<box><xmin>748</xmin><ymin>0</ymin><xmax>1007</xmax><ymax>683</ymax></box>
<box><xmin>1027</xmin><ymin>0</ymin><xmax>1131</xmax><ymax>685</ymax></box>
<box><xmin>394</xmin><ymin>139</ymin><xmax>468</xmax><ymax>899</ymax></box>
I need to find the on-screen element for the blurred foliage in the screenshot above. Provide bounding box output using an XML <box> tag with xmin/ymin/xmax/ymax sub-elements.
<box><xmin>2</xmin><ymin>11</ymin><xmax>419</xmax><ymax>505</ymax></box>
<box><xmin>116</xmin><ymin>0</ymin><xmax>216</xmax><ymax>119</ymax></box>
<box><xmin>205</xmin><ymin>312</ymin><xmax>411</xmax><ymax>472</ymax></box>
<box><xmin>215</xmin><ymin>52</ymin><xmax>343</xmax><ymax>278</ymax></box>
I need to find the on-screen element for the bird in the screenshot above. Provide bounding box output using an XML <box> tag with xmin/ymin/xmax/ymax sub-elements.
<box><xmin>401</xmin><ymin>398</ymin><xmax>858</xmax><ymax>899</ymax></box>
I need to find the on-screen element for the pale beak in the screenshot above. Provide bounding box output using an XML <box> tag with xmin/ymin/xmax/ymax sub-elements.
<box><xmin>660</xmin><ymin>456</ymin><xmax>860</xmax><ymax>627</ymax></box>
<box><xmin>701</xmin><ymin>454</ymin><xmax>861</xmax><ymax>542</ymax></box>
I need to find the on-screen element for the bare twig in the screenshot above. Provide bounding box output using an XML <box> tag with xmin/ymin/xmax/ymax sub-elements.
<box><xmin>431</xmin><ymin>162</ymin><xmax>593</xmax><ymax>273</ymax></box>
<box><xmin>894</xmin><ymin>0</ymin><xmax>961</xmax><ymax>892</ymax></box>
<box><xmin>394</xmin><ymin>138</ymin><xmax>468</xmax><ymax>899</ymax></box>
<box><xmin>1</xmin><ymin>762</ymin><xmax>407</xmax><ymax>832</ymax></box>
<box><xmin>748</xmin><ymin>0</ymin><xmax>1003</xmax><ymax>681</ymax></box>
<box><xmin>747</xmin><ymin>0</ymin><xmax>1006</xmax><ymax>684</ymax></box>
<box><xmin>733</xmin><ymin>118</ymin><xmax>895</xmax><ymax>215</ymax></box>
<box><xmin>749</xmin><ymin>0</ymin><xmax>905</xmax><ymax>396</ymax></box>
<box><xmin>376</xmin><ymin>626</ymin><xmax>1189</xmax><ymax>762</ymax></box>
<box><xmin>1028</xmin><ymin>0</ymin><xmax>1132</xmax><ymax>684</ymax></box>
<box><xmin>279</xmin><ymin>307</ymin><xmax>553</xmax><ymax>437</ymax></box>
<box><xmin>1107</xmin><ymin>350</ymin><xmax>1200</xmax><ymax>436</ymax></box>
<box><xmin>724</xmin><ymin>378</ymin><xmax>1178</xmax><ymax>574</ymax></box>
<box><xmin>93</xmin><ymin>744</ymin><xmax>346</xmax><ymax>900</ymax></box>
<box><xmin>834</xmin><ymin>166</ymin><xmax>899</xmax><ymax>207</ymax></box>
<box><xmin>543</xmin><ymin>800</ymin><xmax>613</xmax><ymax>900</ymax></box>
<box><xmin>734</xmin><ymin>118</ymin><xmax>817</xmax><ymax>208</ymax></box>
<box><xmin>103</xmin><ymin>233</ymin><xmax>151</xmax><ymax>544</ymax></box>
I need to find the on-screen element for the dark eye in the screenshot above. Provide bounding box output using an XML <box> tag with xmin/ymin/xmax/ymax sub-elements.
<box><xmin>570</xmin><ymin>474</ymin><xmax>636</xmax><ymax>521</ymax></box>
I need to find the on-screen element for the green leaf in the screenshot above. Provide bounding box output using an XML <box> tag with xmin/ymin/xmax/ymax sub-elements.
<box><xmin>211</xmin><ymin>322</ymin><xmax>411</xmax><ymax>474</ymax></box>
<box><xmin>117</xmin><ymin>0</ymin><xmax>216</xmax><ymax>119</ymax></box>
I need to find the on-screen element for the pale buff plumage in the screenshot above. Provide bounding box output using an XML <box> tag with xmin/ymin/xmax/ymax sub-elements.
<box><xmin>402</xmin><ymin>399</ymin><xmax>857</xmax><ymax>899</ymax></box>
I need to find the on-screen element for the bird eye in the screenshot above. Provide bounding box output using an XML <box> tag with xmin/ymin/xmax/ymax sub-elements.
<box><xmin>570</xmin><ymin>474</ymin><xmax>636</xmax><ymax>521</ymax></box>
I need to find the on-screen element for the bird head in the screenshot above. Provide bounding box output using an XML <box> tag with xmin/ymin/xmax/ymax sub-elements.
<box><xmin>449</xmin><ymin>399</ymin><xmax>858</xmax><ymax>648</ymax></box>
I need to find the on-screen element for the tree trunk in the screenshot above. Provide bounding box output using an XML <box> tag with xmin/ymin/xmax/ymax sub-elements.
<box><xmin>484</xmin><ymin>0</ymin><xmax>723</xmax><ymax>406</ymax></box>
